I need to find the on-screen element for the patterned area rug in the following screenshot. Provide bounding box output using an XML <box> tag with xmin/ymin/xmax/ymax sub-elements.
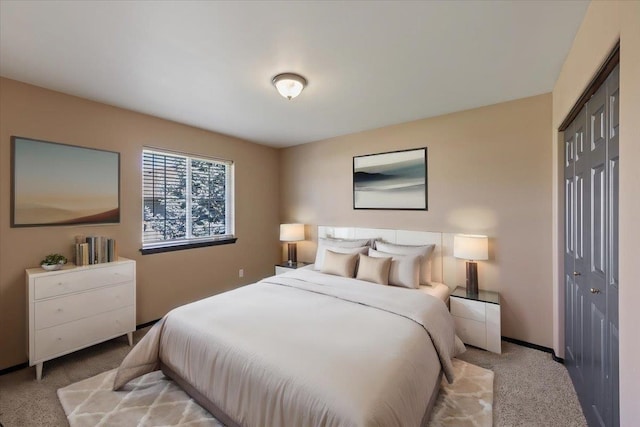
<box><xmin>430</xmin><ymin>359</ymin><xmax>494</xmax><ymax>427</ymax></box>
<box><xmin>57</xmin><ymin>359</ymin><xmax>493</xmax><ymax>427</ymax></box>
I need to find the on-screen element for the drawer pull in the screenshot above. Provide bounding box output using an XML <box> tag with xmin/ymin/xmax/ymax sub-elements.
<box><xmin>57</xmin><ymin>308</ymin><xmax>63</xmax><ymax>313</ymax></box>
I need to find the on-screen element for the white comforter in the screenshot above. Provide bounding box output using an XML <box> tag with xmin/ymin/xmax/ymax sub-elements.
<box><xmin>114</xmin><ymin>269</ymin><xmax>461</xmax><ymax>427</ymax></box>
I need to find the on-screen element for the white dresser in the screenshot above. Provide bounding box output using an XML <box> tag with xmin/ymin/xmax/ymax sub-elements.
<box><xmin>26</xmin><ymin>257</ymin><xmax>136</xmax><ymax>380</ymax></box>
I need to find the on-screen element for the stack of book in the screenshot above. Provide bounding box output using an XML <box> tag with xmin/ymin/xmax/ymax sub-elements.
<box><xmin>74</xmin><ymin>236</ymin><xmax>118</xmax><ymax>266</ymax></box>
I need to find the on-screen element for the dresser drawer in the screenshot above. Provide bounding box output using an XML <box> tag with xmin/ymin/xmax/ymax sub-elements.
<box><xmin>34</xmin><ymin>305</ymin><xmax>134</xmax><ymax>361</ymax></box>
<box><xmin>34</xmin><ymin>263</ymin><xmax>134</xmax><ymax>300</ymax></box>
<box><xmin>34</xmin><ymin>282</ymin><xmax>134</xmax><ymax>330</ymax></box>
<box><xmin>453</xmin><ymin>316</ymin><xmax>486</xmax><ymax>349</ymax></box>
<box><xmin>450</xmin><ymin>297</ymin><xmax>486</xmax><ymax>322</ymax></box>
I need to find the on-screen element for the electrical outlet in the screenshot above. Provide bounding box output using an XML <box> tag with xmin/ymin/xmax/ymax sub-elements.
<box><xmin>239</xmin><ymin>269</ymin><xmax>244</xmax><ymax>278</ymax></box>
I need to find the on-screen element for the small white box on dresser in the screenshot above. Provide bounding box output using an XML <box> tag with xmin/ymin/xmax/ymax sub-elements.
<box><xmin>26</xmin><ymin>257</ymin><xmax>136</xmax><ymax>380</ymax></box>
<box><xmin>450</xmin><ymin>286</ymin><xmax>501</xmax><ymax>354</ymax></box>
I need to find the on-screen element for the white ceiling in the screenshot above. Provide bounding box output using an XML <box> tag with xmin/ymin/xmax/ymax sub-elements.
<box><xmin>0</xmin><ymin>1</ymin><xmax>589</xmax><ymax>147</ymax></box>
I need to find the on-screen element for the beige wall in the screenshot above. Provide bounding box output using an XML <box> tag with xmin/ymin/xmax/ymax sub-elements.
<box><xmin>280</xmin><ymin>93</ymin><xmax>553</xmax><ymax>348</ymax></box>
<box><xmin>0</xmin><ymin>78</ymin><xmax>281</xmax><ymax>370</ymax></box>
<box><xmin>551</xmin><ymin>1</ymin><xmax>640</xmax><ymax>424</ymax></box>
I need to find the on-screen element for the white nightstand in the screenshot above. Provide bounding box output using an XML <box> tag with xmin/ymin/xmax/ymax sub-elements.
<box><xmin>450</xmin><ymin>286</ymin><xmax>501</xmax><ymax>354</ymax></box>
<box><xmin>275</xmin><ymin>262</ymin><xmax>309</xmax><ymax>275</ymax></box>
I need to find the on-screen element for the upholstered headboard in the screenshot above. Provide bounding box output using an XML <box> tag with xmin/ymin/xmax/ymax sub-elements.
<box><xmin>317</xmin><ymin>226</ymin><xmax>456</xmax><ymax>288</ymax></box>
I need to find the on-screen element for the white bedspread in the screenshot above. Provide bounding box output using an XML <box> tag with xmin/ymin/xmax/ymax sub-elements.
<box><xmin>114</xmin><ymin>269</ymin><xmax>461</xmax><ymax>427</ymax></box>
<box><xmin>419</xmin><ymin>282</ymin><xmax>451</xmax><ymax>302</ymax></box>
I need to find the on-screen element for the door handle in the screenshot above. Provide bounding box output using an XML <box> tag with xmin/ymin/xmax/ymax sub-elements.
<box><xmin>590</xmin><ymin>288</ymin><xmax>601</xmax><ymax>294</ymax></box>
<box><xmin>573</xmin><ymin>272</ymin><xmax>581</xmax><ymax>276</ymax></box>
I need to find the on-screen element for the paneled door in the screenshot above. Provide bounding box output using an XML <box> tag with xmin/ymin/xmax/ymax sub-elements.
<box><xmin>564</xmin><ymin>104</ymin><xmax>588</xmax><ymax>394</ymax></box>
<box><xmin>564</xmin><ymin>65</ymin><xmax>619</xmax><ymax>427</ymax></box>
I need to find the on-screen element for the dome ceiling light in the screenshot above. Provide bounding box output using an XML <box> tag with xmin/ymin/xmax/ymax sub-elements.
<box><xmin>272</xmin><ymin>73</ymin><xmax>307</xmax><ymax>100</ymax></box>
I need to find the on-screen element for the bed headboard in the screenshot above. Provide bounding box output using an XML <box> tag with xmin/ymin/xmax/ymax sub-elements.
<box><xmin>317</xmin><ymin>225</ymin><xmax>457</xmax><ymax>288</ymax></box>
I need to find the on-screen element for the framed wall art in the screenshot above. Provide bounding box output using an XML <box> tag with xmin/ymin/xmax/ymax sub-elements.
<box><xmin>353</xmin><ymin>147</ymin><xmax>427</xmax><ymax>210</ymax></box>
<box><xmin>11</xmin><ymin>136</ymin><xmax>120</xmax><ymax>227</ymax></box>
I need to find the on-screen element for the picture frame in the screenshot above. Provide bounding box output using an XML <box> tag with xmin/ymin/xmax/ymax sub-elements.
<box><xmin>11</xmin><ymin>136</ymin><xmax>120</xmax><ymax>227</ymax></box>
<box><xmin>353</xmin><ymin>147</ymin><xmax>427</xmax><ymax>210</ymax></box>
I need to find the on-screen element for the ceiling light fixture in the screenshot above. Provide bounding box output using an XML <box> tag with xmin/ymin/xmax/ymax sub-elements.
<box><xmin>272</xmin><ymin>73</ymin><xmax>307</xmax><ymax>100</ymax></box>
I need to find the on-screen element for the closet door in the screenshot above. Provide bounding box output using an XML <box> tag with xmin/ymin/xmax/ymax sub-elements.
<box><xmin>564</xmin><ymin>120</ymin><xmax>576</xmax><ymax>370</ymax></box>
<box><xmin>585</xmin><ymin>78</ymin><xmax>609</xmax><ymax>427</ymax></box>
<box><xmin>564</xmin><ymin>65</ymin><xmax>619</xmax><ymax>427</ymax></box>
<box><xmin>605</xmin><ymin>67</ymin><xmax>619</xmax><ymax>427</ymax></box>
<box><xmin>564</xmin><ymin>107</ymin><xmax>588</xmax><ymax>391</ymax></box>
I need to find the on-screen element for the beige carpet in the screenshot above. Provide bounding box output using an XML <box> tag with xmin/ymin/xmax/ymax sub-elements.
<box><xmin>57</xmin><ymin>359</ymin><xmax>493</xmax><ymax>427</ymax></box>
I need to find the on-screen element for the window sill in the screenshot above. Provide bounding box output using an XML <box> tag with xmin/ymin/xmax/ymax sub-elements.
<box><xmin>140</xmin><ymin>237</ymin><xmax>237</xmax><ymax>255</ymax></box>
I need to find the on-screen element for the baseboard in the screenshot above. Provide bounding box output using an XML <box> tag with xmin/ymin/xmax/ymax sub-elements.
<box><xmin>0</xmin><ymin>319</ymin><xmax>162</xmax><ymax>377</ymax></box>
<box><xmin>136</xmin><ymin>318</ymin><xmax>161</xmax><ymax>330</ymax></box>
<box><xmin>0</xmin><ymin>362</ymin><xmax>28</xmax><ymax>376</ymax></box>
<box><xmin>502</xmin><ymin>336</ymin><xmax>564</xmax><ymax>363</ymax></box>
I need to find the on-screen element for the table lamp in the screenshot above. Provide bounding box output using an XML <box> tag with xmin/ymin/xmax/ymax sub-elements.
<box><xmin>454</xmin><ymin>234</ymin><xmax>488</xmax><ymax>295</ymax></box>
<box><xmin>280</xmin><ymin>224</ymin><xmax>305</xmax><ymax>265</ymax></box>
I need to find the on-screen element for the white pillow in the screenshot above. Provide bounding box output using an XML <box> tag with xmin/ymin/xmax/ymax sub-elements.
<box><xmin>314</xmin><ymin>237</ymin><xmax>371</xmax><ymax>268</ymax></box>
<box><xmin>374</xmin><ymin>241</ymin><xmax>435</xmax><ymax>285</ymax></box>
<box><xmin>321</xmin><ymin>250</ymin><xmax>359</xmax><ymax>278</ymax></box>
<box><xmin>356</xmin><ymin>253</ymin><xmax>392</xmax><ymax>285</ymax></box>
<box><xmin>368</xmin><ymin>248</ymin><xmax>421</xmax><ymax>289</ymax></box>
<box><xmin>314</xmin><ymin>246</ymin><xmax>369</xmax><ymax>270</ymax></box>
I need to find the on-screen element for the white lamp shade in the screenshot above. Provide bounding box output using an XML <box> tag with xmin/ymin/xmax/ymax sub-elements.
<box><xmin>454</xmin><ymin>234</ymin><xmax>488</xmax><ymax>261</ymax></box>
<box><xmin>272</xmin><ymin>73</ymin><xmax>307</xmax><ymax>100</ymax></box>
<box><xmin>280</xmin><ymin>223</ymin><xmax>305</xmax><ymax>242</ymax></box>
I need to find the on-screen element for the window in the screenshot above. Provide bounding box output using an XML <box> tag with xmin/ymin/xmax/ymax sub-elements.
<box><xmin>142</xmin><ymin>149</ymin><xmax>235</xmax><ymax>254</ymax></box>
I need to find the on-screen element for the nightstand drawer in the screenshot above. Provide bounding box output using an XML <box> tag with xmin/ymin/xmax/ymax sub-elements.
<box><xmin>451</xmin><ymin>297</ymin><xmax>486</xmax><ymax>322</ymax></box>
<box><xmin>275</xmin><ymin>266</ymin><xmax>290</xmax><ymax>275</ymax></box>
<box><xmin>453</xmin><ymin>316</ymin><xmax>486</xmax><ymax>349</ymax></box>
<box><xmin>275</xmin><ymin>262</ymin><xmax>309</xmax><ymax>275</ymax></box>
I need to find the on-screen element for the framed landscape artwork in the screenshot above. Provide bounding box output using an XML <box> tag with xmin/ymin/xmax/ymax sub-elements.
<box><xmin>353</xmin><ymin>147</ymin><xmax>427</xmax><ymax>210</ymax></box>
<box><xmin>11</xmin><ymin>136</ymin><xmax>120</xmax><ymax>227</ymax></box>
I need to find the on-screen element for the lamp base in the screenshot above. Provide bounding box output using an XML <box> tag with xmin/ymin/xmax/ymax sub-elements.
<box><xmin>287</xmin><ymin>243</ymin><xmax>297</xmax><ymax>265</ymax></box>
<box><xmin>465</xmin><ymin>261</ymin><xmax>479</xmax><ymax>296</ymax></box>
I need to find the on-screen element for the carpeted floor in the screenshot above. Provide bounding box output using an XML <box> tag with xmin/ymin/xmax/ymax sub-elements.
<box><xmin>457</xmin><ymin>341</ymin><xmax>587</xmax><ymax>426</ymax></box>
<box><xmin>0</xmin><ymin>328</ymin><xmax>586</xmax><ymax>426</ymax></box>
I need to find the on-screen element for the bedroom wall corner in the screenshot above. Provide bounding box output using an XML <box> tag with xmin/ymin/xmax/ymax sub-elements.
<box><xmin>279</xmin><ymin>93</ymin><xmax>554</xmax><ymax>349</ymax></box>
<box><xmin>0</xmin><ymin>78</ymin><xmax>282</xmax><ymax>370</ymax></box>
<box><xmin>618</xmin><ymin>0</ymin><xmax>640</xmax><ymax>423</ymax></box>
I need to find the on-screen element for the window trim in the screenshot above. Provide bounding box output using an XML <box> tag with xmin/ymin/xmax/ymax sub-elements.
<box><xmin>140</xmin><ymin>147</ymin><xmax>235</xmax><ymax>254</ymax></box>
<box><xmin>140</xmin><ymin>236</ymin><xmax>237</xmax><ymax>255</ymax></box>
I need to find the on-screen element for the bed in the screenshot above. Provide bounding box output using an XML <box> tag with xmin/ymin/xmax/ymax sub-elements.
<box><xmin>113</xmin><ymin>227</ymin><xmax>462</xmax><ymax>427</ymax></box>
<box><xmin>420</xmin><ymin>282</ymin><xmax>451</xmax><ymax>304</ymax></box>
